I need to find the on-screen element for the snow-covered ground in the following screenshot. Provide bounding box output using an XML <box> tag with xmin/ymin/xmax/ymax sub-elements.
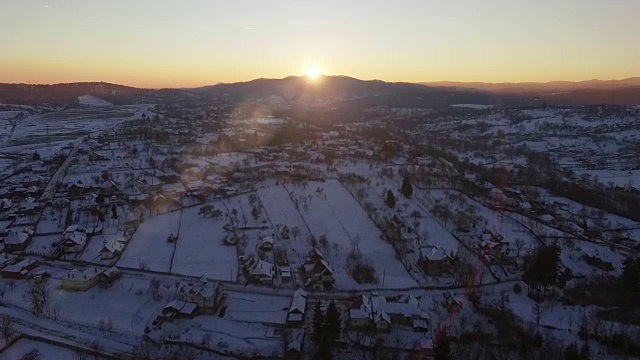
<box><xmin>78</xmin><ymin>94</ymin><xmax>114</xmax><ymax>107</ymax></box>
<box><xmin>118</xmin><ymin>211</ymin><xmax>181</xmax><ymax>271</ymax></box>
<box><xmin>171</xmin><ymin>205</ymin><xmax>238</xmax><ymax>281</ymax></box>
<box><xmin>283</xmin><ymin>180</ymin><xmax>417</xmax><ymax>289</ymax></box>
<box><xmin>451</xmin><ymin>104</ymin><xmax>494</xmax><ymax>109</ymax></box>
<box><xmin>0</xmin><ymin>338</ymin><xmax>77</xmax><ymax>359</ymax></box>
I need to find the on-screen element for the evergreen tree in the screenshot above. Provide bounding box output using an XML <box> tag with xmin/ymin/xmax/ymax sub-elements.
<box><xmin>312</xmin><ymin>301</ymin><xmax>325</xmax><ymax>345</ymax></box>
<box><xmin>401</xmin><ymin>175</ymin><xmax>413</xmax><ymax>198</ymax></box>
<box><xmin>564</xmin><ymin>343</ymin><xmax>580</xmax><ymax>360</ymax></box>
<box><xmin>579</xmin><ymin>343</ymin><xmax>591</xmax><ymax>360</ymax></box>
<box><xmin>65</xmin><ymin>208</ymin><xmax>73</xmax><ymax>228</ymax></box>
<box><xmin>385</xmin><ymin>190</ymin><xmax>396</xmax><ymax>208</ymax></box>
<box><xmin>313</xmin><ymin>337</ymin><xmax>333</xmax><ymax>360</ymax></box>
<box><xmin>32</xmin><ymin>151</ymin><xmax>40</xmax><ymax>162</ymax></box>
<box><xmin>523</xmin><ymin>245</ymin><xmax>560</xmax><ymax>286</ymax></box>
<box><xmin>325</xmin><ymin>300</ymin><xmax>341</xmax><ymax>342</ymax></box>
<box><xmin>433</xmin><ymin>329</ymin><xmax>452</xmax><ymax>360</ymax></box>
<box><xmin>621</xmin><ymin>256</ymin><xmax>640</xmax><ymax>288</ymax></box>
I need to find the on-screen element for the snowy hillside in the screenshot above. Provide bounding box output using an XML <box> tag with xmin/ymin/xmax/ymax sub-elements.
<box><xmin>78</xmin><ymin>94</ymin><xmax>113</xmax><ymax>107</ymax></box>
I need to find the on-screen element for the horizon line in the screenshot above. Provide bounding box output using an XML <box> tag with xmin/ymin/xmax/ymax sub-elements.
<box><xmin>1</xmin><ymin>74</ymin><xmax>639</xmax><ymax>90</ymax></box>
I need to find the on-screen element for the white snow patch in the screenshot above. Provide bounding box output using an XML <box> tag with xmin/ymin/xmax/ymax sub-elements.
<box><xmin>78</xmin><ymin>94</ymin><xmax>113</xmax><ymax>107</ymax></box>
<box><xmin>451</xmin><ymin>104</ymin><xmax>494</xmax><ymax>109</ymax></box>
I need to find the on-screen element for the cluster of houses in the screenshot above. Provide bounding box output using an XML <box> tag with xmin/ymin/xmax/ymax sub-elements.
<box><xmin>0</xmin><ymin>257</ymin><xmax>40</xmax><ymax>279</ymax></box>
<box><xmin>348</xmin><ymin>293</ymin><xmax>429</xmax><ymax>333</ymax></box>
<box><xmin>61</xmin><ymin>266</ymin><xmax>121</xmax><ymax>291</ymax></box>
<box><xmin>284</xmin><ymin>288</ymin><xmax>307</xmax><ymax>360</ymax></box>
<box><xmin>159</xmin><ymin>277</ymin><xmax>218</xmax><ymax>323</ymax></box>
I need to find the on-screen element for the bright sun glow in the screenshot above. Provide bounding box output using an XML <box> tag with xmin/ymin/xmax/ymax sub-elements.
<box><xmin>305</xmin><ymin>64</ymin><xmax>321</xmax><ymax>79</ymax></box>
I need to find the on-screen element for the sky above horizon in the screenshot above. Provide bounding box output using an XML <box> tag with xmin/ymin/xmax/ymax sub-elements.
<box><xmin>1</xmin><ymin>0</ymin><xmax>639</xmax><ymax>88</ymax></box>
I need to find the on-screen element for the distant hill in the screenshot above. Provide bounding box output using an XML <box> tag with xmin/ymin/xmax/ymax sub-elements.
<box><xmin>190</xmin><ymin>75</ymin><xmax>520</xmax><ymax>107</ymax></box>
<box><xmin>0</xmin><ymin>82</ymin><xmax>194</xmax><ymax>106</ymax></box>
<box><xmin>421</xmin><ymin>78</ymin><xmax>640</xmax><ymax>106</ymax></box>
<box><xmin>0</xmin><ymin>76</ymin><xmax>519</xmax><ymax>108</ymax></box>
<box><xmin>421</xmin><ymin>77</ymin><xmax>640</xmax><ymax>93</ymax></box>
<box><xmin>1</xmin><ymin>76</ymin><xmax>638</xmax><ymax>107</ymax></box>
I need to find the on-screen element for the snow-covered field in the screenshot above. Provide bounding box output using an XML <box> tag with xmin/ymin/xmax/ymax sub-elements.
<box><xmin>78</xmin><ymin>94</ymin><xmax>113</xmax><ymax>107</ymax></box>
<box><xmin>171</xmin><ymin>205</ymin><xmax>238</xmax><ymax>281</ymax></box>
<box><xmin>282</xmin><ymin>180</ymin><xmax>417</xmax><ymax>289</ymax></box>
<box><xmin>118</xmin><ymin>211</ymin><xmax>181</xmax><ymax>271</ymax></box>
<box><xmin>451</xmin><ymin>104</ymin><xmax>494</xmax><ymax>109</ymax></box>
<box><xmin>0</xmin><ymin>338</ymin><xmax>77</xmax><ymax>359</ymax></box>
<box><xmin>0</xmin><ymin>273</ymin><xmax>168</xmax><ymax>335</ymax></box>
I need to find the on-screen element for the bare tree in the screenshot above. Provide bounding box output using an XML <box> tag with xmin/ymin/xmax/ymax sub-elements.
<box><xmin>513</xmin><ymin>237</ymin><xmax>526</xmax><ymax>257</ymax></box>
<box><xmin>332</xmin><ymin>242</ymin><xmax>339</xmax><ymax>256</ymax></box>
<box><xmin>532</xmin><ymin>302</ymin><xmax>549</xmax><ymax>326</ymax></box>
<box><xmin>318</xmin><ymin>235</ymin><xmax>330</xmax><ymax>254</ymax></box>
<box><xmin>149</xmin><ymin>278</ymin><xmax>161</xmax><ymax>301</ymax></box>
<box><xmin>19</xmin><ymin>349</ymin><xmax>41</xmax><ymax>360</ymax></box>
<box><xmin>24</xmin><ymin>278</ymin><xmax>51</xmax><ymax>315</ymax></box>
<box><xmin>291</xmin><ymin>226</ymin><xmax>301</xmax><ymax>241</ymax></box>
<box><xmin>0</xmin><ymin>315</ymin><xmax>15</xmax><ymax>341</ymax></box>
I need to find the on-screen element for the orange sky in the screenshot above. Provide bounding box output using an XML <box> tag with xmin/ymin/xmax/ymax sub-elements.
<box><xmin>1</xmin><ymin>0</ymin><xmax>639</xmax><ymax>88</ymax></box>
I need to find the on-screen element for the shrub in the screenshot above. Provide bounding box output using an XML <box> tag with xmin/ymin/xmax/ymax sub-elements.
<box><xmin>513</xmin><ymin>283</ymin><xmax>522</xmax><ymax>294</ymax></box>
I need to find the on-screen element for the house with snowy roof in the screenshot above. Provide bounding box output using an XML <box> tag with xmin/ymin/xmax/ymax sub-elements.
<box><xmin>4</xmin><ymin>229</ymin><xmax>33</xmax><ymax>252</ymax></box>
<box><xmin>348</xmin><ymin>293</ymin><xmax>391</xmax><ymax>332</ymax></box>
<box><xmin>177</xmin><ymin>277</ymin><xmax>217</xmax><ymax>313</ymax></box>
<box><xmin>100</xmin><ymin>238</ymin><xmax>126</xmax><ymax>260</ymax></box>
<box><xmin>286</xmin><ymin>289</ymin><xmax>308</xmax><ymax>327</ymax></box>
<box><xmin>245</xmin><ymin>258</ymin><xmax>275</xmax><ymax>285</ymax></box>
<box><xmin>418</xmin><ymin>246</ymin><xmax>454</xmax><ymax>275</ymax></box>
<box><xmin>62</xmin><ymin>267</ymin><xmax>102</xmax><ymax>291</ymax></box>
<box><xmin>1</xmin><ymin>258</ymin><xmax>38</xmax><ymax>279</ymax></box>
<box><xmin>61</xmin><ymin>231</ymin><xmax>87</xmax><ymax>253</ymax></box>
<box><xmin>285</xmin><ymin>329</ymin><xmax>305</xmax><ymax>360</ymax></box>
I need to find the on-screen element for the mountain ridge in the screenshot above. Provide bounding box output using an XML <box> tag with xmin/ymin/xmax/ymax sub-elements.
<box><xmin>1</xmin><ymin>75</ymin><xmax>639</xmax><ymax>106</ymax></box>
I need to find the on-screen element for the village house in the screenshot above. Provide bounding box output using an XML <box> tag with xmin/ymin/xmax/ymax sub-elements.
<box><xmin>285</xmin><ymin>329</ymin><xmax>305</xmax><ymax>360</ymax></box>
<box><xmin>418</xmin><ymin>246</ymin><xmax>454</xmax><ymax>275</ymax></box>
<box><xmin>381</xmin><ymin>293</ymin><xmax>429</xmax><ymax>332</ymax></box>
<box><xmin>161</xmin><ymin>183</ymin><xmax>186</xmax><ymax>197</ymax></box>
<box><xmin>348</xmin><ymin>293</ymin><xmax>391</xmax><ymax>332</ymax></box>
<box><xmin>286</xmin><ymin>288</ymin><xmax>307</xmax><ymax>327</ymax></box>
<box><xmin>0</xmin><ymin>255</ymin><xmax>16</xmax><ymax>270</ymax></box>
<box><xmin>61</xmin><ymin>231</ymin><xmax>88</xmax><ymax>253</ymax></box>
<box><xmin>244</xmin><ymin>257</ymin><xmax>275</xmax><ymax>285</ymax></box>
<box><xmin>4</xmin><ymin>228</ymin><xmax>34</xmax><ymax>252</ymax></box>
<box><xmin>301</xmin><ymin>247</ymin><xmax>335</xmax><ymax>290</ymax></box>
<box><xmin>68</xmin><ymin>182</ymin><xmax>86</xmax><ymax>197</ymax></box>
<box><xmin>62</xmin><ymin>267</ymin><xmax>103</xmax><ymax>291</ymax></box>
<box><xmin>1</xmin><ymin>258</ymin><xmax>39</xmax><ymax>279</ymax></box>
<box><xmin>99</xmin><ymin>266</ymin><xmax>122</xmax><ymax>286</ymax></box>
<box><xmin>479</xmin><ymin>231</ymin><xmax>516</xmax><ymax>264</ymax></box>
<box><xmin>162</xmin><ymin>300</ymin><xmax>198</xmax><ymax>320</ymax></box>
<box><xmin>100</xmin><ymin>180</ymin><xmax>120</xmax><ymax>195</ymax></box>
<box><xmin>259</xmin><ymin>235</ymin><xmax>274</xmax><ymax>251</ymax></box>
<box><xmin>100</xmin><ymin>238</ymin><xmax>126</xmax><ymax>260</ymax></box>
<box><xmin>177</xmin><ymin>277</ymin><xmax>217</xmax><ymax>313</ymax></box>
<box><xmin>122</xmin><ymin>176</ymin><xmax>148</xmax><ymax>192</ymax></box>
<box><xmin>442</xmin><ymin>291</ymin><xmax>463</xmax><ymax>314</ymax></box>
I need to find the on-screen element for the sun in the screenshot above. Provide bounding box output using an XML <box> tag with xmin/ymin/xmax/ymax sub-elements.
<box><xmin>305</xmin><ymin>64</ymin><xmax>322</xmax><ymax>79</ymax></box>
